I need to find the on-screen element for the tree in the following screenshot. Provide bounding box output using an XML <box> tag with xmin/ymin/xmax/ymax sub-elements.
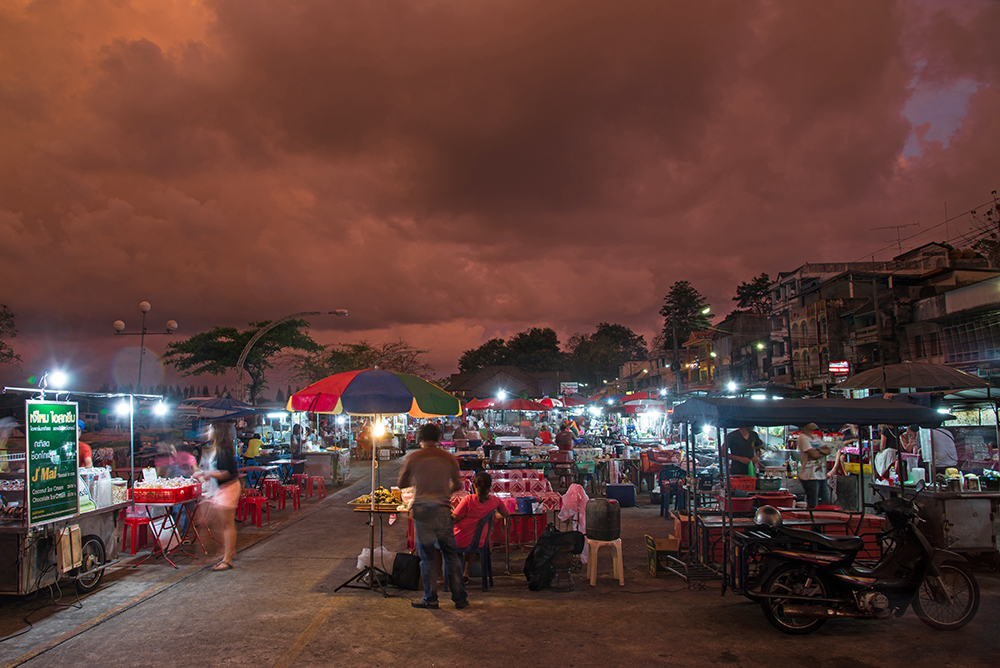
<box><xmin>733</xmin><ymin>273</ymin><xmax>772</xmax><ymax>314</ymax></box>
<box><xmin>162</xmin><ymin>319</ymin><xmax>321</xmax><ymax>405</ymax></box>
<box><xmin>507</xmin><ymin>327</ymin><xmax>564</xmax><ymax>371</ymax></box>
<box><xmin>659</xmin><ymin>281</ymin><xmax>711</xmax><ymax>349</ymax></box>
<box><xmin>458</xmin><ymin>338</ymin><xmax>510</xmax><ymax>373</ymax></box>
<box><xmin>284</xmin><ymin>338</ymin><xmax>434</xmax><ymax>384</ymax></box>
<box><xmin>0</xmin><ymin>305</ymin><xmax>21</xmax><ymax>366</ymax></box>
<box><xmin>458</xmin><ymin>328</ymin><xmax>566</xmax><ymax>373</ymax></box>
<box><xmin>567</xmin><ymin>323</ymin><xmax>647</xmax><ymax>386</ymax></box>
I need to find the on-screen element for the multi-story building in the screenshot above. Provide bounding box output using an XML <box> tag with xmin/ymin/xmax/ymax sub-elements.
<box><xmin>712</xmin><ymin>312</ymin><xmax>771</xmax><ymax>388</ymax></box>
<box><xmin>770</xmin><ymin>243</ymin><xmax>995</xmax><ymax>391</ymax></box>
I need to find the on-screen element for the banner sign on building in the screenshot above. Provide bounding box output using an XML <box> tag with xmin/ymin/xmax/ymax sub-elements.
<box><xmin>829</xmin><ymin>361</ymin><xmax>850</xmax><ymax>376</ymax></box>
<box><xmin>559</xmin><ymin>382</ymin><xmax>579</xmax><ymax>395</ymax></box>
<box><xmin>26</xmin><ymin>401</ymin><xmax>79</xmax><ymax>525</ymax></box>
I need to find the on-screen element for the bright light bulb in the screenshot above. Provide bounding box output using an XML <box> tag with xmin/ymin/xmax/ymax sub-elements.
<box><xmin>498</xmin><ymin>390</ymin><xmax>508</xmax><ymax>400</ymax></box>
<box><xmin>702</xmin><ymin>424</ymin><xmax>712</xmax><ymax>433</ymax></box>
<box><xmin>727</xmin><ymin>381</ymin><xmax>737</xmax><ymax>392</ymax></box>
<box><xmin>49</xmin><ymin>371</ymin><xmax>68</xmax><ymax>388</ymax></box>
<box><xmin>115</xmin><ymin>401</ymin><xmax>131</xmax><ymax>416</ymax></box>
<box><xmin>373</xmin><ymin>419</ymin><xmax>386</xmax><ymax>437</ymax></box>
<box><xmin>936</xmin><ymin>408</ymin><xmax>950</xmax><ymax>414</ymax></box>
<box><xmin>153</xmin><ymin>402</ymin><xmax>168</xmax><ymax>416</ymax></box>
<box><xmin>336</xmin><ymin>416</ymin><xmax>347</xmax><ymax>425</ymax></box>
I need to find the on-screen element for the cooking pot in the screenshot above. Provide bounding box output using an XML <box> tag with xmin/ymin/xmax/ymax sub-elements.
<box><xmin>490</xmin><ymin>448</ymin><xmax>511</xmax><ymax>464</ymax></box>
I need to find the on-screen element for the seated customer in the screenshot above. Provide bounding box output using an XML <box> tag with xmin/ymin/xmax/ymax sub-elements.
<box><xmin>244</xmin><ymin>433</ymin><xmax>263</xmax><ymax>463</ymax></box>
<box><xmin>537</xmin><ymin>424</ymin><xmax>554</xmax><ymax>445</ymax></box>
<box><xmin>451</xmin><ymin>472</ymin><xmax>510</xmax><ymax>582</ymax></box>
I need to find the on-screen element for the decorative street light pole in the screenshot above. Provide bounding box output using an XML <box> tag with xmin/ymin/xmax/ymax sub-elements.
<box><xmin>236</xmin><ymin>309</ymin><xmax>348</xmax><ymax>403</ymax></box>
<box><xmin>113</xmin><ymin>301</ymin><xmax>178</xmax><ymax>391</ymax></box>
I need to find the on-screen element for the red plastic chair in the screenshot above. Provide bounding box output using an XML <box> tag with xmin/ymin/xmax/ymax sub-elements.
<box><xmin>307</xmin><ymin>476</ymin><xmax>326</xmax><ymax>499</ymax></box>
<box><xmin>121</xmin><ymin>511</ymin><xmax>151</xmax><ymax>555</ymax></box>
<box><xmin>278</xmin><ymin>484</ymin><xmax>301</xmax><ymax>511</ymax></box>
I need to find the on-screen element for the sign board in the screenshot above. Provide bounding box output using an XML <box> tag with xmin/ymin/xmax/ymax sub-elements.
<box><xmin>26</xmin><ymin>401</ymin><xmax>79</xmax><ymax>525</ymax></box>
<box><xmin>559</xmin><ymin>382</ymin><xmax>578</xmax><ymax>395</ymax></box>
<box><xmin>828</xmin><ymin>361</ymin><xmax>850</xmax><ymax>376</ymax></box>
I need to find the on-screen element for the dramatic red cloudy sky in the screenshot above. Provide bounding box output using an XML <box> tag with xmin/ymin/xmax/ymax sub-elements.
<box><xmin>1</xmin><ymin>0</ymin><xmax>998</xmax><ymax>395</ymax></box>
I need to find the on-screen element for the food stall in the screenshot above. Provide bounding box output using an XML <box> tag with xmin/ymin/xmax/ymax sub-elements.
<box><xmin>0</xmin><ymin>392</ymin><xmax>139</xmax><ymax>595</ymax></box>
<box><xmin>668</xmin><ymin>396</ymin><xmax>954</xmax><ymax>586</ymax></box>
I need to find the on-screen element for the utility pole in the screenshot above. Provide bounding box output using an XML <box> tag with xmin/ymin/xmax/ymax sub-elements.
<box><xmin>672</xmin><ymin>316</ymin><xmax>682</xmax><ymax>395</ymax></box>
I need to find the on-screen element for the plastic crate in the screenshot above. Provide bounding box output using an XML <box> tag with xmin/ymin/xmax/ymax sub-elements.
<box><xmin>756</xmin><ymin>477</ymin><xmax>782</xmax><ymax>491</ymax></box>
<box><xmin>729</xmin><ymin>476</ymin><xmax>757</xmax><ymax>492</ymax></box>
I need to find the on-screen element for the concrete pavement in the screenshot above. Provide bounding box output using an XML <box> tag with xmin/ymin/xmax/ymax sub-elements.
<box><xmin>1</xmin><ymin>458</ymin><xmax>997</xmax><ymax>668</ymax></box>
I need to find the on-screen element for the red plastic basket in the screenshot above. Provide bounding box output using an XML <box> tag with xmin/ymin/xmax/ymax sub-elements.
<box><xmin>729</xmin><ymin>476</ymin><xmax>757</xmax><ymax>492</ymax></box>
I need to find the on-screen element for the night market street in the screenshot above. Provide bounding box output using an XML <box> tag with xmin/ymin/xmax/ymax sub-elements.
<box><xmin>1</xmin><ymin>458</ymin><xmax>997</xmax><ymax>668</ymax></box>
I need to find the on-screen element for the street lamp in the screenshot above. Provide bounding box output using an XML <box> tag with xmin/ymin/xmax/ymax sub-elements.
<box><xmin>113</xmin><ymin>301</ymin><xmax>178</xmax><ymax>391</ymax></box>
<box><xmin>235</xmin><ymin>309</ymin><xmax>348</xmax><ymax>402</ymax></box>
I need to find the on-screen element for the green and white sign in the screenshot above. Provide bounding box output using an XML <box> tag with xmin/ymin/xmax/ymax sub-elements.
<box><xmin>26</xmin><ymin>401</ymin><xmax>79</xmax><ymax>525</ymax></box>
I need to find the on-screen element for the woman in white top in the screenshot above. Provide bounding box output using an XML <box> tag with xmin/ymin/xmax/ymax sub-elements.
<box><xmin>797</xmin><ymin>422</ymin><xmax>831</xmax><ymax>508</ymax></box>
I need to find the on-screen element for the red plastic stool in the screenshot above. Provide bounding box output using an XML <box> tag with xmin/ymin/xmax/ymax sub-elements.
<box><xmin>279</xmin><ymin>484</ymin><xmax>301</xmax><ymax>511</ymax></box>
<box><xmin>121</xmin><ymin>513</ymin><xmax>151</xmax><ymax>554</ymax></box>
<box><xmin>262</xmin><ymin>477</ymin><xmax>282</xmax><ymax>500</ymax></box>
<box><xmin>242</xmin><ymin>495</ymin><xmax>270</xmax><ymax>527</ymax></box>
<box><xmin>307</xmin><ymin>476</ymin><xmax>326</xmax><ymax>499</ymax></box>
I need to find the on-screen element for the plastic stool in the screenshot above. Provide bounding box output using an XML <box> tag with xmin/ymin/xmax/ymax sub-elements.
<box><xmin>587</xmin><ymin>538</ymin><xmax>624</xmax><ymax>586</ymax></box>
<box><xmin>262</xmin><ymin>477</ymin><xmax>282</xmax><ymax>500</ymax></box>
<box><xmin>242</xmin><ymin>495</ymin><xmax>270</xmax><ymax>527</ymax></box>
<box><xmin>291</xmin><ymin>473</ymin><xmax>311</xmax><ymax>497</ymax></box>
<box><xmin>121</xmin><ymin>513</ymin><xmax>151</xmax><ymax>554</ymax></box>
<box><xmin>279</xmin><ymin>484</ymin><xmax>301</xmax><ymax>511</ymax></box>
<box><xmin>307</xmin><ymin>476</ymin><xmax>326</xmax><ymax>499</ymax></box>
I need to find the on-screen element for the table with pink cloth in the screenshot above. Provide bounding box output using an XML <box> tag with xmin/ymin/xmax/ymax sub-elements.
<box><xmin>405</xmin><ymin>489</ymin><xmax>562</xmax><ymax>552</ymax></box>
<box><xmin>459</xmin><ymin>469</ymin><xmax>545</xmax><ymax>492</ymax></box>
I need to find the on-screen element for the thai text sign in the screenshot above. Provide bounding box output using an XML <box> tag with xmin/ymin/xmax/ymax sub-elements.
<box><xmin>26</xmin><ymin>401</ymin><xmax>79</xmax><ymax>525</ymax></box>
<box><xmin>829</xmin><ymin>361</ymin><xmax>850</xmax><ymax>376</ymax></box>
<box><xmin>560</xmin><ymin>382</ymin><xmax>579</xmax><ymax>395</ymax></box>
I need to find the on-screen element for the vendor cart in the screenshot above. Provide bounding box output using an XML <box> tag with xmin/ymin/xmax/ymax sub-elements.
<box><xmin>873</xmin><ymin>482</ymin><xmax>999</xmax><ymax>568</ymax></box>
<box><xmin>668</xmin><ymin>396</ymin><xmax>954</xmax><ymax>591</ymax></box>
<box><xmin>1</xmin><ymin>388</ymin><xmax>160</xmax><ymax>595</ymax></box>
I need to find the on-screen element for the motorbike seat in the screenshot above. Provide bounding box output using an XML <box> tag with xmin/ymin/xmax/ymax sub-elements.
<box><xmin>778</xmin><ymin>526</ymin><xmax>864</xmax><ymax>552</ymax></box>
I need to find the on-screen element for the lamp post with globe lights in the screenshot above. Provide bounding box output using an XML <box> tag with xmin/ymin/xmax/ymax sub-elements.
<box><xmin>113</xmin><ymin>301</ymin><xmax>178</xmax><ymax>391</ymax></box>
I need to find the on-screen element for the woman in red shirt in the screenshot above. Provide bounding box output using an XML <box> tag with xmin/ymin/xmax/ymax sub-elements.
<box><xmin>451</xmin><ymin>472</ymin><xmax>510</xmax><ymax>582</ymax></box>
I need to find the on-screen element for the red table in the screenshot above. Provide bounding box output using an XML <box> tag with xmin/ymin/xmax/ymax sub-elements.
<box><xmin>132</xmin><ymin>500</ymin><xmax>215</xmax><ymax>568</ymax></box>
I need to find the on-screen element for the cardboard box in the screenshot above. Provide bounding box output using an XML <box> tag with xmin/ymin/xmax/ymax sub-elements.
<box><xmin>645</xmin><ymin>534</ymin><xmax>680</xmax><ymax>576</ymax></box>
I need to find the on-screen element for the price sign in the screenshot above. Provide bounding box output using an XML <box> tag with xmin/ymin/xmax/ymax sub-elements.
<box><xmin>26</xmin><ymin>401</ymin><xmax>79</xmax><ymax>525</ymax></box>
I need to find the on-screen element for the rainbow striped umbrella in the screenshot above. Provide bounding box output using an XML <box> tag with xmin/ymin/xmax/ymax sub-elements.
<box><xmin>287</xmin><ymin>369</ymin><xmax>460</xmax><ymax>417</ymax></box>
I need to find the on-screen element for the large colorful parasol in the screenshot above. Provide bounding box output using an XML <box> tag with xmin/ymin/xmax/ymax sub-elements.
<box><xmin>464</xmin><ymin>398</ymin><xmax>498</xmax><ymax>410</ymax></box>
<box><xmin>491</xmin><ymin>398</ymin><xmax>551</xmax><ymax>412</ymax></box>
<box><xmin>287</xmin><ymin>369</ymin><xmax>461</xmax><ymax>417</ymax></box>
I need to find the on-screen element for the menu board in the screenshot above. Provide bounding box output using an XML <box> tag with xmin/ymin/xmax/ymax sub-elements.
<box><xmin>26</xmin><ymin>401</ymin><xmax>79</xmax><ymax>525</ymax></box>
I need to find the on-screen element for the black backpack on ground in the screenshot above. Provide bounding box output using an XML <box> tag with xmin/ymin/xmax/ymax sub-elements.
<box><xmin>523</xmin><ymin>523</ymin><xmax>585</xmax><ymax>591</ymax></box>
<box><xmin>389</xmin><ymin>553</ymin><xmax>421</xmax><ymax>590</ymax></box>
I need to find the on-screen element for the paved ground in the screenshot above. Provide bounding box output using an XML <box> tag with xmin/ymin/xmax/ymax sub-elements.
<box><xmin>1</xmin><ymin>459</ymin><xmax>997</xmax><ymax>668</ymax></box>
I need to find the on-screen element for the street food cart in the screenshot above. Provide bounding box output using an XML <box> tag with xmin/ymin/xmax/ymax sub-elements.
<box><xmin>668</xmin><ymin>396</ymin><xmax>954</xmax><ymax>587</ymax></box>
<box><xmin>0</xmin><ymin>389</ymin><xmax>157</xmax><ymax>595</ymax></box>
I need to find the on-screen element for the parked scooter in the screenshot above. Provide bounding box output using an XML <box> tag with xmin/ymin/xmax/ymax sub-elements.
<box><xmin>741</xmin><ymin>484</ymin><xmax>979</xmax><ymax>634</ymax></box>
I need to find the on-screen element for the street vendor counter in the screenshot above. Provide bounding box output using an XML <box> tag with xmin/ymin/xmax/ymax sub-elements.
<box><xmin>302</xmin><ymin>449</ymin><xmax>349</xmax><ymax>485</ymax></box>
<box><xmin>0</xmin><ymin>501</ymin><xmax>127</xmax><ymax>595</ymax></box>
<box><xmin>875</xmin><ymin>483</ymin><xmax>999</xmax><ymax>562</ymax></box>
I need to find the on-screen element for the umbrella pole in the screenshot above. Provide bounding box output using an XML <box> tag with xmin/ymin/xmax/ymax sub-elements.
<box><xmin>335</xmin><ymin>414</ymin><xmax>389</xmax><ymax>596</ymax></box>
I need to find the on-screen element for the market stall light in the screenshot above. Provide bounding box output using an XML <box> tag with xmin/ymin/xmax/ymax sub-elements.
<box><xmin>153</xmin><ymin>402</ymin><xmax>168</xmax><ymax>417</ymax></box>
<box><xmin>373</xmin><ymin>418</ymin><xmax>386</xmax><ymax>436</ymax></box>
<box><xmin>751</xmin><ymin>395</ymin><xmax>766</xmax><ymax>401</ymax></box>
<box><xmin>498</xmin><ymin>389</ymin><xmax>508</xmax><ymax>400</ymax></box>
<box><xmin>267</xmin><ymin>412</ymin><xmax>286</xmax><ymax>419</ymax></box>
<box><xmin>336</xmin><ymin>415</ymin><xmax>347</xmax><ymax>425</ymax></box>
<box><xmin>702</xmin><ymin>424</ymin><xmax>712</xmax><ymax>433</ymax></box>
<box><xmin>937</xmin><ymin>407</ymin><xmax>950</xmax><ymax>414</ymax></box>
<box><xmin>727</xmin><ymin>381</ymin><xmax>737</xmax><ymax>393</ymax></box>
<box><xmin>115</xmin><ymin>401</ymin><xmax>131</xmax><ymax>416</ymax></box>
<box><xmin>48</xmin><ymin>370</ymin><xmax>69</xmax><ymax>389</ymax></box>
<box><xmin>588</xmin><ymin>406</ymin><xmax>602</xmax><ymax>416</ymax></box>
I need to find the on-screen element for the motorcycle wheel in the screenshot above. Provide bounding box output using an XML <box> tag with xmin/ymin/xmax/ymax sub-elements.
<box><xmin>760</xmin><ymin>563</ymin><xmax>830</xmax><ymax>635</ymax></box>
<box><xmin>912</xmin><ymin>563</ymin><xmax>980</xmax><ymax>630</ymax></box>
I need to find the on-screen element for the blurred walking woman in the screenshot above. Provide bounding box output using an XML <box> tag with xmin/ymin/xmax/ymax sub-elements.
<box><xmin>195</xmin><ymin>421</ymin><xmax>240</xmax><ymax>570</ymax></box>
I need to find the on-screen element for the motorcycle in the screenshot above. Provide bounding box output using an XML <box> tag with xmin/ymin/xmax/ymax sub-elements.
<box><xmin>739</xmin><ymin>484</ymin><xmax>980</xmax><ymax>634</ymax></box>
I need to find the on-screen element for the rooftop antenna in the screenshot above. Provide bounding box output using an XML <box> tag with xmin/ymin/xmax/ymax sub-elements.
<box><xmin>872</xmin><ymin>222</ymin><xmax>919</xmax><ymax>256</ymax></box>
